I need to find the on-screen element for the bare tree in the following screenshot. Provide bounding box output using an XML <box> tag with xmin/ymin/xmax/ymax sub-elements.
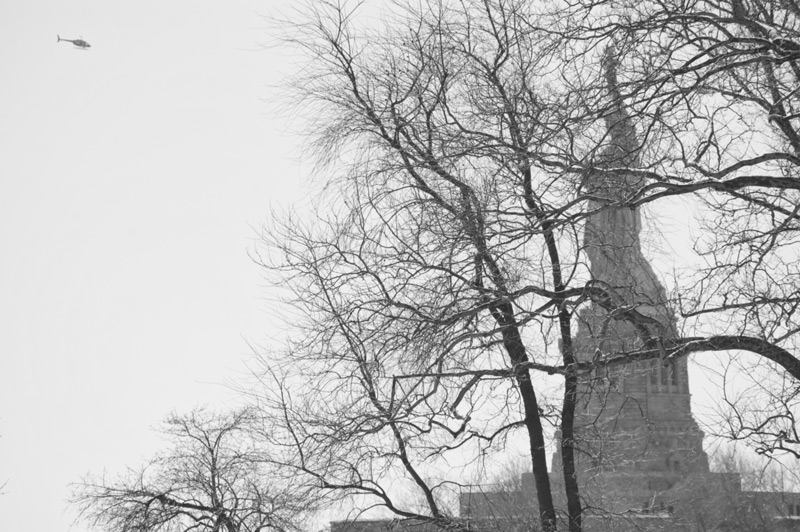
<box><xmin>71</xmin><ymin>408</ymin><xmax>313</xmax><ymax>532</ymax></box>
<box><xmin>255</xmin><ymin>1</ymin><xmax>800</xmax><ymax>532</ymax></box>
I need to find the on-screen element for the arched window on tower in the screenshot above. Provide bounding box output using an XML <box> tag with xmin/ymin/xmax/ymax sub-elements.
<box><xmin>650</xmin><ymin>359</ymin><xmax>658</xmax><ymax>387</ymax></box>
<box><xmin>649</xmin><ymin>359</ymin><xmax>679</xmax><ymax>393</ymax></box>
<box><xmin>669</xmin><ymin>360</ymin><xmax>679</xmax><ymax>387</ymax></box>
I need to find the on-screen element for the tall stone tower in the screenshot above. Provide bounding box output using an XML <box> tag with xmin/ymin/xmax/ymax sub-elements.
<box><xmin>550</xmin><ymin>45</ymin><xmax>709</xmax><ymax>520</ymax></box>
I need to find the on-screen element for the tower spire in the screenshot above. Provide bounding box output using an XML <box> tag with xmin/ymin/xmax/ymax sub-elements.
<box><xmin>551</xmin><ymin>43</ymin><xmax>710</xmax><ymax>516</ymax></box>
<box><xmin>600</xmin><ymin>44</ymin><xmax>639</xmax><ymax>170</ymax></box>
<box><xmin>581</xmin><ymin>46</ymin><xmax>672</xmax><ymax>323</ymax></box>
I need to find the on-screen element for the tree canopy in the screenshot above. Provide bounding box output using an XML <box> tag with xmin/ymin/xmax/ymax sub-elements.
<box><xmin>254</xmin><ymin>1</ymin><xmax>800</xmax><ymax>531</ymax></box>
<box><xmin>72</xmin><ymin>408</ymin><xmax>314</xmax><ymax>532</ymax></box>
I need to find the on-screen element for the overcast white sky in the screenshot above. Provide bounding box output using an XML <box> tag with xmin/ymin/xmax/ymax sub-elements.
<box><xmin>0</xmin><ymin>1</ymin><xmax>312</xmax><ymax>530</ymax></box>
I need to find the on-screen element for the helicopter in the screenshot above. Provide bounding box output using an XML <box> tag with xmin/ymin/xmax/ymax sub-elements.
<box><xmin>57</xmin><ymin>35</ymin><xmax>90</xmax><ymax>49</ymax></box>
